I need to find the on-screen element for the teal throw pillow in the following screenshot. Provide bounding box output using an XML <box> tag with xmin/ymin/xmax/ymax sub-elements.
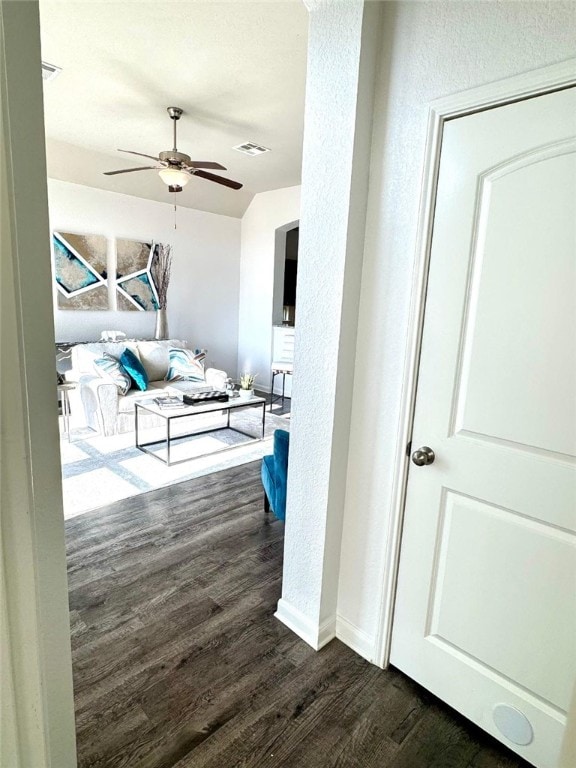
<box><xmin>166</xmin><ymin>348</ymin><xmax>206</xmax><ymax>382</ymax></box>
<box><xmin>120</xmin><ymin>348</ymin><xmax>149</xmax><ymax>391</ymax></box>
<box><xmin>93</xmin><ymin>354</ymin><xmax>132</xmax><ymax>395</ymax></box>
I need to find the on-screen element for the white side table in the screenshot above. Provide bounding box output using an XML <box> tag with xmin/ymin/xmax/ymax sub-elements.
<box><xmin>57</xmin><ymin>382</ymin><xmax>75</xmax><ymax>441</ymax></box>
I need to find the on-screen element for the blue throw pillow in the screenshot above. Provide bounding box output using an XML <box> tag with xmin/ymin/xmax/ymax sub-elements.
<box><xmin>120</xmin><ymin>348</ymin><xmax>149</xmax><ymax>392</ymax></box>
<box><xmin>93</xmin><ymin>354</ymin><xmax>132</xmax><ymax>395</ymax></box>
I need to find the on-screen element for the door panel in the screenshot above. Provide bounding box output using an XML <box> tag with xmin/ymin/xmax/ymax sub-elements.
<box><xmin>391</xmin><ymin>87</ymin><xmax>576</xmax><ymax>768</ymax></box>
<box><xmin>431</xmin><ymin>491</ymin><xmax>575</xmax><ymax>711</ymax></box>
<box><xmin>456</xmin><ymin>148</ymin><xmax>576</xmax><ymax>457</ymax></box>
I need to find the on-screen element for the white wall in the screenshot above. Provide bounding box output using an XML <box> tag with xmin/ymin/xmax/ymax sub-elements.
<box><xmin>48</xmin><ymin>180</ymin><xmax>241</xmax><ymax>375</ymax></box>
<box><xmin>237</xmin><ymin>185</ymin><xmax>300</xmax><ymax>388</ymax></box>
<box><xmin>1</xmin><ymin>2</ymin><xmax>76</xmax><ymax>764</ymax></box>
<box><xmin>338</xmin><ymin>1</ymin><xmax>576</xmax><ymax>658</ymax></box>
<box><xmin>276</xmin><ymin>0</ymin><xmax>380</xmax><ymax>650</ymax></box>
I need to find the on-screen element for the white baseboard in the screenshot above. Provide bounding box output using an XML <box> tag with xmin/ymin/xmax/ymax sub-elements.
<box><xmin>274</xmin><ymin>602</ymin><xmax>375</xmax><ymax>662</ymax></box>
<box><xmin>336</xmin><ymin>615</ymin><xmax>375</xmax><ymax>663</ymax></box>
<box><xmin>318</xmin><ymin>614</ymin><xmax>337</xmax><ymax>649</ymax></box>
<box><xmin>255</xmin><ymin>385</ymin><xmax>292</xmax><ymax>397</ymax></box>
<box><xmin>275</xmin><ymin>599</ymin><xmax>336</xmax><ymax>650</ymax></box>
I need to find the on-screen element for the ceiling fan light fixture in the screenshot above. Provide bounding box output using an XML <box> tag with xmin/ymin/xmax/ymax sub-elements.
<box><xmin>104</xmin><ymin>107</ymin><xmax>242</xmax><ymax>192</ymax></box>
<box><xmin>159</xmin><ymin>167</ymin><xmax>190</xmax><ymax>188</ymax></box>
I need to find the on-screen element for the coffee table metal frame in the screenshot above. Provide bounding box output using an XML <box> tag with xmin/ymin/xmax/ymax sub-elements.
<box><xmin>135</xmin><ymin>396</ymin><xmax>266</xmax><ymax>467</ymax></box>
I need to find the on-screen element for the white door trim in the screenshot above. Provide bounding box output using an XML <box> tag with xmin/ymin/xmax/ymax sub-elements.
<box><xmin>1</xmin><ymin>2</ymin><xmax>77</xmax><ymax>765</ymax></box>
<box><xmin>374</xmin><ymin>57</ymin><xmax>576</xmax><ymax>669</ymax></box>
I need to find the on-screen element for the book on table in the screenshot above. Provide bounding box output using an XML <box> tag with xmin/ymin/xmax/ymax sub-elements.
<box><xmin>153</xmin><ymin>395</ymin><xmax>184</xmax><ymax>409</ymax></box>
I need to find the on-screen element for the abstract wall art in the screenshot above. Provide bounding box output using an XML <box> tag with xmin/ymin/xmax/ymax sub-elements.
<box><xmin>52</xmin><ymin>233</ymin><xmax>170</xmax><ymax>312</ymax></box>
<box><xmin>53</xmin><ymin>232</ymin><xmax>109</xmax><ymax>310</ymax></box>
<box><xmin>115</xmin><ymin>238</ymin><xmax>162</xmax><ymax>311</ymax></box>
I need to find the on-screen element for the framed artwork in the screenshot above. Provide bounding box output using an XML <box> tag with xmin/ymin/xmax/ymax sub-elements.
<box><xmin>115</xmin><ymin>238</ymin><xmax>161</xmax><ymax>311</ymax></box>
<box><xmin>52</xmin><ymin>233</ymin><xmax>169</xmax><ymax>312</ymax></box>
<box><xmin>53</xmin><ymin>231</ymin><xmax>108</xmax><ymax>310</ymax></box>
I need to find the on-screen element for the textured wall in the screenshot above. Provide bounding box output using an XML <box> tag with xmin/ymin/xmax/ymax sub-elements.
<box><xmin>237</xmin><ymin>185</ymin><xmax>300</xmax><ymax>387</ymax></box>
<box><xmin>49</xmin><ymin>180</ymin><xmax>241</xmax><ymax>376</ymax></box>
<box><xmin>277</xmin><ymin>0</ymin><xmax>380</xmax><ymax>645</ymax></box>
<box><xmin>338</xmin><ymin>0</ymin><xmax>576</xmax><ymax>657</ymax></box>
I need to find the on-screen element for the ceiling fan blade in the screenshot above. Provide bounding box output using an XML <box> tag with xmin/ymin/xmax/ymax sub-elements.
<box><xmin>104</xmin><ymin>166</ymin><xmax>160</xmax><ymax>176</ymax></box>
<box><xmin>193</xmin><ymin>170</ymin><xmax>243</xmax><ymax>190</ymax></box>
<box><xmin>118</xmin><ymin>149</ymin><xmax>162</xmax><ymax>162</ymax></box>
<box><xmin>184</xmin><ymin>161</ymin><xmax>227</xmax><ymax>170</ymax></box>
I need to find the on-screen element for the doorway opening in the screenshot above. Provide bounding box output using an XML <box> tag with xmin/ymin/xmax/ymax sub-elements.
<box><xmin>270</xmin><ymin>220</ymin><xmax>299</xmax><ymax>412</ymax></box>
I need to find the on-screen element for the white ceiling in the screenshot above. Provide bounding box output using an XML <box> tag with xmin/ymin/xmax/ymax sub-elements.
<box><xmin>39</xmin><ymin>1</ymin><xmax>308</xmax><ymax>218</ymax></box>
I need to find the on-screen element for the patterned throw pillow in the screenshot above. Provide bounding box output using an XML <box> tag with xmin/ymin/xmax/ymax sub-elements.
<box><xmin>93</xmin><ymin>354</ymin><xmax>132</xmax><ymax>395</ymax></box>
<box><xmin>166</xmin><ymin>348</ymin><xmax>206</xmax><ymax>382</ymax></box>
<box><xmin>120</xmin><ymin>348</ymin><xmax>149</xmax><ymax>392</ymax></box>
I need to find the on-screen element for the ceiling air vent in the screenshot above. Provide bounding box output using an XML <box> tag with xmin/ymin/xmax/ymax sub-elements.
<box><xmin>41</xmin><ymin>61</ymin><xmax>62</xmax><ymax>82</ymax></box>
<box><xmin>233</xmin><ymin>141</ymin><xmax>270</xmax><ymax>156</ymax></box>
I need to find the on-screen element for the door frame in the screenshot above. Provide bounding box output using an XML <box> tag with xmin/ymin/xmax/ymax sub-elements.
<box><xmin>374</xmin><ymin>57</ymin><xmax>576</xmax><ymax>669</ymax></box>
<box><xmin>272</xmin><ymin>218</ymin><xmax>300</xmax><ymax>328</ymax></box>
<box><xmin>1</xmin><ymin>1</ymin><xmax>77</xmax><ymax>765</ymax></box>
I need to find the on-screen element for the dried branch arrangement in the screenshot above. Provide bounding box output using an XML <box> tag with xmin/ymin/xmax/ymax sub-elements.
<box><xmin>151</xmin><ymin>244</ymin><xmax>172</xmax><ymax>309</ymax></box>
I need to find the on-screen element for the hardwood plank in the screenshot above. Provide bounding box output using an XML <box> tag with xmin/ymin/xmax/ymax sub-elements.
<box><xmin>67</xmin><ymin>460</ymin><xmax>532</xmax><ymax>768</ymax></box>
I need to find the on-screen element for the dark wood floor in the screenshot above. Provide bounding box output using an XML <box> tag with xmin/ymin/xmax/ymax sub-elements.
<box><xmin>256</xmin><ymin>389</ymin><xmax>291</xmax><ymax>418</ymax></box>
<box><xmin>66</xmin><ymin>460</ymin><xmax>531</xmax><ymax>768</ymax></box>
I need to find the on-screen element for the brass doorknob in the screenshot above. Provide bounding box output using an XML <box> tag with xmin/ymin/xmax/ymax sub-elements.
<box><xmin>411</xmin><ymin>446</ymin><xmax>435</xmax><ymax>466</ymax></box>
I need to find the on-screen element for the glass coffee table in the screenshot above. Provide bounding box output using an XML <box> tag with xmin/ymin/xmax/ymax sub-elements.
<box><xmin>135</xmin><ymin>395</ymin><xmax>266</xmax><ymax>466</ymax></box>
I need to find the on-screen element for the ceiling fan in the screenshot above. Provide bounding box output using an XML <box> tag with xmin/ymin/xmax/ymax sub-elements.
<box><xmin>104</xmin><ymin>107</ymin><xmax>243</xmax><ymax>193</ymax></box>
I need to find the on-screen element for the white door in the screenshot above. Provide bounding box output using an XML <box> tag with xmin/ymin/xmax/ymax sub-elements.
<box><xmin>390</xmin><ymin>87</ymin><xmax>576</xmax><ymax>768</ymax></box>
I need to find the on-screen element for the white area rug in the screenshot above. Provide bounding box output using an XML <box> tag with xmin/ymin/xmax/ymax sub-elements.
<box><xmin>60</xmin><ymin>408</ymin><xmax>289</xmax><ymax>519</ymax></box>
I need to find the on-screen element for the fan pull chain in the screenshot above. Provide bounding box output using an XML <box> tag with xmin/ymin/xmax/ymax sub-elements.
<box><xmin>173</xmin><ymin>193</ymin><xmax>177</xmax><ymax>230</ymax></box>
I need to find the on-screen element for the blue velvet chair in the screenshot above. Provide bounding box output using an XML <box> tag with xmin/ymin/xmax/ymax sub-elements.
<box><xmin>261</xmin><ymin>429</ymin><xmax>289</xmax><ymax>521</ymax></box>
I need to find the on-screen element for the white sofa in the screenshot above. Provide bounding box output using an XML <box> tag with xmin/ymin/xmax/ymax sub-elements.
<box><xmin>67</xmin><ymin>339</ymin><xmax>228</xmax><ymax>436</ymax></box>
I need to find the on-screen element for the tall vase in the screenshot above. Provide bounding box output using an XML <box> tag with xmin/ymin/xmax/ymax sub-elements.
<box><xmin>154</xmin><ymin>307</ymin><xmax>169</xmax><ymax>340</ymax></box>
